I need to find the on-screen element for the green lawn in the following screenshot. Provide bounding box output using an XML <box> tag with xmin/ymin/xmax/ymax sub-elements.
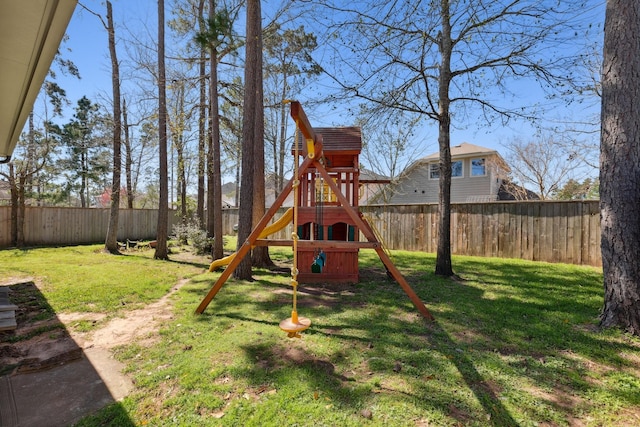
<box><xmin>1</xmin><ymin>243</ymin><xmax>638</xmax><ymax>426</ymax></box>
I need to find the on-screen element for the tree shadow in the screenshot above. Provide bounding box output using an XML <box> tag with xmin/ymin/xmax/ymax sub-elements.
<box><xmin>193</xmin><ymin>269</ymin><xmax>518</xmax><ymax>424</ymax></box>
<box><xmin>185</xmin><ymin>252</ymin><xmax>640</xmax><ymax>424</ymax></box>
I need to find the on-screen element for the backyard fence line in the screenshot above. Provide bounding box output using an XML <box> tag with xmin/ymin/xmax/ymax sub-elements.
<box><xmin>0</xmin><ymin>201</ymin><xmax>602</xmax><ymax>267</ymax></box>
<box><xmin>222</xmin><ymin>201</ymin><xmax>602</xmax><ymax>267</ymax></box>
<box><xmin>360</xmin><ymin>201</ymin><xmax>601</xmax><ymax>267</ymax></box>
<box><xmin>0</xmin><ymin>207</ymin><xmax>179</xmax><ymax>248</ymax></box>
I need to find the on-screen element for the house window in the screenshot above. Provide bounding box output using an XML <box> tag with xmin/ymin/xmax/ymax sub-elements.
<box><xmin>430</xmin><ymin>161</ymin><xmax>463</xmax><ymax>178</ymax></box>
<box><xmin>452</xmin><ymin>160</ymin><xmax>463</xmax><ymax>178</ymax></box>
<box><xmin>429</xmin><ymin>163</ymin><xmax>439</xmax><ymax>179</ymax></box>
<box><xmin>471</xmin><ymin>158</ymin><xmax>486</xmax><ymax>176</ymax></box>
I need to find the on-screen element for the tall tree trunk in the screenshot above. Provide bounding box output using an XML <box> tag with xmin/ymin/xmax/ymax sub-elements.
<box><xmin>123</xmin><ymin>98</ymin><xmax>134</xmax><ymax>208</ymax></box>
<box><xmin>599</xmin><ymin>0</ymin><xmax>640</xmax><ymax>335</ymax></box>
<box><xmin>8</xmin><ymin>163</ymin><xmax>18</xmax><ymax>246</ymax></box>
<box><xmin>272</xmin><ymin>138</ymin><xmax>278</xmax><ymax>195</ymax></box>
<box><xmin>206</xmin><ymin>2</ymin><xmax>215</xmax><ymax>254</ymax></box>
<box><xmin>105</xmin><ymin>0</ymin><xmax>122</xmax><ymax>254</ymax></box>
<box><xmin>251</xmin><ymin>0</ymin><xmax>272</xmax><ymax>269</ymax></box>
<box><xmin>197</xmin><ymin>0</ymin><xmax>206</xmax><ymax>227</ymax></box>
<box><xmin>80</xmin><ymin>150</ymin><xmax>87</xmax><ymax>207</ymax></box>
<box><xmin>435</xmin><ymin>0</ymin><xmax>454</xmax><ymax>277</ymax></box>
<box><xmin>5</xmin><ymin>114</ymin><xmax>49</xmax><ymax>247</ymax></box>
<box><xmin>234</xmin><ymin>154</ymin><xmax>240</xmax><ymax>207</ymax></box>
<box><xmin>16</xmin><ymin>175</ymin><xmax>26</xmax><ymax>247</ymax></box>
<box><xmin>154</xmin><ymin>0</ymin><xmax>169</xmax><ymax>260</ymax></box>
<box><xmin>24</xmin><ymin>114</ymin><xmax>36</xmax><ymax>197</ymax></box>
<box><xmin>172</xmin><ymin>82</ymin><xmax>187</xmax><ymax>224</ymax></box>
<box><xmin>234</xmin><ymin>0</ymin><xmax>260</xmax><ymax>279</ymax></box>
<box><xmin>7</xmin><ymin>163</ymin><xmax>27</xmax><ymax>247</ymax></box>
<box><xmin>177</xmin><ymin>143</ymin><xmax>187</xmax><ymax>221</ymax></box>
<box><xmin>207</xmin><ymin>123</ymin><xmax>215</xmax><ymax>240</ymax></box>
<box><xmin>210</xmin><ymin>0</ymin><xmax>224</xmax><ymax>261</ymax></box>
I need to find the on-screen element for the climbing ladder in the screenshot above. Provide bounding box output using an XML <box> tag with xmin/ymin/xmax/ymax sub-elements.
<box><xmin>363</xmin><ymin>214</ymin><xmax>392</xmax><ymax>260</ymax></box>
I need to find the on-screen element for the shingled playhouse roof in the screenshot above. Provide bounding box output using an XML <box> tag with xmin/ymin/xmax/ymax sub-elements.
<box><xmin>294</xmin><ymin>127</ymin><xmax>362</xmax><ymax>155</ymax></box>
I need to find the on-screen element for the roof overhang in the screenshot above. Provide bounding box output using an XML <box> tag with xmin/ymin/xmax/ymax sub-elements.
<box><xmin>0</xmin><ymin>0</ymin><xmax>77</xmax><ymax>163</ymax></box>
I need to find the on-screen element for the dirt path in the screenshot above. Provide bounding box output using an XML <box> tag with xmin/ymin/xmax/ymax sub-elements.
<box><xmin>2</xmin><ymin>278</ymin><xmax>190</xmax><ymax>387</ymax></box>
<box><xmin>59</xmin><ymin>278</ymin><xmax>189</xmax><ymax>350</ymax></box>
<box><xmin>1</xmin><ymin>278</ymin><xmax>192</xmax><ymax>426</ymax></box>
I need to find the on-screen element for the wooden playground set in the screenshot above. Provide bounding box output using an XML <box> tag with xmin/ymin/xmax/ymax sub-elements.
<box><xmin>196</xmin><ymin>102</ymin><xmax>433</xmax><ymax>336</ymax></box>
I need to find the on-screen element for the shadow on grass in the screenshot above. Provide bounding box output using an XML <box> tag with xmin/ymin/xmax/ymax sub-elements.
<box><xmin>120</xmin><ymin>250</ymin><xmax>212</xmax><ymax>270</ymax></box>
<box><xmin>428</xmin><ymin>321</ymin><xmax>520</xmax><ymax>426</ymax></box>
<box><xmin>190</xmin><ymin>275</ymin><xmax>518</xmax><ymax>424</ymax></box>
<box><xmin>238</xmin><ymin>341</ymin><xmax>372</xmax><ymax>407</ymax></box>
<box><xmin>186</xmin><ymin>252</ymin><xmax>640</xmax><ymax>425</ymax></box>
<box><xmin>233</xmin><ymin>313</ymin><xmax>519</xmax><ymax>425</ymax></box>
<box><xmin>305</xmin><ymin>276</ymin><xmax>519</xmax><ymax>425</ymax></box>
<box><xmin>72</xmin><ymin>402</ymin><xmax>136</xmax><ymax>427</ymax></box>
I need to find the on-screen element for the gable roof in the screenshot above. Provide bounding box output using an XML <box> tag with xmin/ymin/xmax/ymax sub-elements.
<box><xmin>390</xmin><ymin>142</ymin><xmax>510</xmax><ymax>188</ymax></box>
<box><xmin>423</xmin><ymin>142</ymin><xmax>497</xmax><ymax>160</ymax></box>
<box><xmin>418</xmin><ymin>142</ymin><xmax>509</xmax><ymax>173</ymax></box>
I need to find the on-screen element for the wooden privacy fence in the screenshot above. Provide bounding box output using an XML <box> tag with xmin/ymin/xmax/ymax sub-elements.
<box><xmin>359</xmin><ymin>201</ymin><xmax>601</xmax><ymax>267</ymax></box>
<box><xmin>220</xmin><ymin>201</ymin><xmax>602</xmax><ymax>267</ymax></box>
<box><xmin>0</xmin><ymin>207</ymin><xmax>178</xmax><ymax>247</ymax></box>
<box><xmin>1</xmin><ymin>201</ymin><xmax>602</xmax><ymax>267</ymax></box>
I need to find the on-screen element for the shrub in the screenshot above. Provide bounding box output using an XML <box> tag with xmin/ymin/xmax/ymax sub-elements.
<box><xmin>171</xmin><ymin>221</ymin><xmax>214</xmax><ymax>255</ymax></box>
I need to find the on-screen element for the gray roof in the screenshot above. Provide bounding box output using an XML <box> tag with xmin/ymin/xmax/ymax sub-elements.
<box><xmin>360</xmin><ymin>168</ymin><xmax>390</xmax><ymax>182</ymax></box>
<box><xmin>422</xmin><ymin>142</ymin><xmax>497</xmax><ymax>160</ymax></box>
<box><xmin>413</xmin><ymin>142</ymin><xmax>509</xmax><ymax>172</ymax></box>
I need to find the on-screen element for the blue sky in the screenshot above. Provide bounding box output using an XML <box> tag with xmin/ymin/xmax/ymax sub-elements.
<box><xmin>55</xmin><ymin>1</ymin><xmax>157</xmax><ymax>106</ymax></box>
<box><xmin>45</xmin><ymin>0</ymin><xmax>604</xmax><ymax>176</ymax></box>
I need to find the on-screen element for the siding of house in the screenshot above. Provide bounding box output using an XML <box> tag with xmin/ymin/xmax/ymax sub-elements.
<box><xmin>451</xmin><ymin>158</ymin><xmax>496</xmax><ymax>202</ymax></box>
<box><xmin>388</xmin><ymin>163</ymin><xmax>438</xmax><ymax>203</ymax></box>
<box><xmin>388</xmin><ymin>157</ymin><xmax>497</xmax><ymax>203</ymax></box>
<box><xmin>451</xmin><ymin>171</ymin><xmax>494</xmax><ymax>202</ymax></box>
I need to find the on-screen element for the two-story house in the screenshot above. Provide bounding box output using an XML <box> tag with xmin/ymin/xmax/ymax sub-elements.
<box><xmin>380</xmin><ymin>142</ymin><xmax>516</xmax><ymax>204</ymax></box>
